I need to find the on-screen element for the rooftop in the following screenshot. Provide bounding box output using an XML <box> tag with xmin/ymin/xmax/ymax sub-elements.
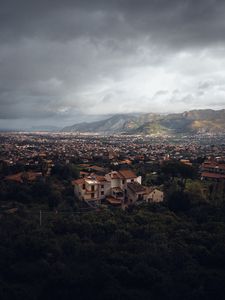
<box><xmin>118</xmin><ymin>169</ymin><xmax>137</xmax><ymax>179</ymax></box>
<box><xmin>72</xmin><ymin>178</ymin><xmax>85</xmax><ymax>185</ymax></box>
<box><xmin>127</xmin><ymin>182</ymin><xmax>146</xmax><ymax>194</ymax></box>
<box><xmin>201</xmin><ymin>172</ymin><xmax>225</xmax><ymax>179</ymax></box>
<box><xmin>106</xmin><ymin>196</ymin><xmax>122</xmax><ymax>205</ymax></box>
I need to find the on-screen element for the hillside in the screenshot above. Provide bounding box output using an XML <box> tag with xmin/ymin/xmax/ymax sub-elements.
<box><xmin>62</xmin><ymin>114</ymin><xmax>140</xmax><ymax>133</ymax></box>
<box><xmin>62</xmin><ymin>109</ymin><xmax>225</xmax><ymax>135</ymax></box>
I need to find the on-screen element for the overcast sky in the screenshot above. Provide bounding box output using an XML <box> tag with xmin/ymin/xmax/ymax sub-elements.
<box><xmin>1</xmin><ymin>0</ymin><xmax>225</xmax><ymax>128</ymax></box>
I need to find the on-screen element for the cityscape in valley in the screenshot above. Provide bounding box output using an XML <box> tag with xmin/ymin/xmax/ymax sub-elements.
<box><xmin>1</xmin><ymin>118</ymin><xmax>225</xmax><ymax>213</ymax></box>
<box><xmin>2</xmin><ymin>0</ymin><xmax>225</xmax><ymax>299</ymax></box>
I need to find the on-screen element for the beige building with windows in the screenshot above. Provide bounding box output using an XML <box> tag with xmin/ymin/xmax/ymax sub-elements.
<box><xmin>72</xmin><ymin>175</ymin><xmax>111</xmax><ymax>204</ymax></box>
<box><xmin>144</xmin><ymin>187</ymin><xmax>164</xmax><ymax>203</ymax></box>
<box><xmin>72</xmin><ymin>169</ymin><xmax>164</xmax><ymax>207</ymax></box>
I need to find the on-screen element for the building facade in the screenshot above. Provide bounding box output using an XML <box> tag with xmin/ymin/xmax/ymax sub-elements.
<box><xmin>201</xmin><ymin>161</ymin><xmax>225</xmax><ymax>181</ymax></box>
<box><xmin>72</xmin><ymin>169</ymin><xmax>164</xmax><ymax>207</ymax></box>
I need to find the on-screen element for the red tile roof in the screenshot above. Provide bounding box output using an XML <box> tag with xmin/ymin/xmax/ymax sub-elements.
<box><xmin>118</xmin><ymin>169</ymin><xmax>137</xmax><ymax>179</ymax></box>
<box><xmin>5</xmin><ymin>172</ymin><xmax>42</xmax><ymax>183</ymax></box>
<box><xmin>5</xmin><ymin>173</ymin><xmax>23</xmax><ymax>183</ymax></box>
<box><xmin>201</xmin><ymin>172</ymin><xmax>225</xmax><ymax>179</ymax></box>
<box><xmin>106</xmin><ymin>196</ymin><xmax>122</xmax><ymax>205</ymax></box>
<box><xmin>110</xmin><ymin>172</ymin><xmax>123</xmax><ymax>179</ymax></box>
<box><xmin>202</xmin><ymin>162</ymin><xmax>225</xmax><ymax>170</ymax></box>
<box><xmin>80</xmin><ymin>171</ymin><xmax>90</xmax><ymax>175</ymax></box>
<box><xmin>96</xmin><ymin>176</ymin><xmax>108</xmax><ymax>182</ymax></box>
<box><xmin>72</xmin><ymin>178</ymin><xmax>85</xmax><ymax>185</ymax></box>
<box><xmin>26</xmin><ymin>172</ymin><xmax>42</xmax><ymax>181</ymax></box>
<box><xmin>127</xmin><ymin>182</ymin><xmax>146</xmax><ymax>193</ymax></box>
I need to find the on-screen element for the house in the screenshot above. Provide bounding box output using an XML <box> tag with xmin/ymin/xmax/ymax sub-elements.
<box><xmin>127</xmin><ymin>182</ymin><xmax>146</xmax><ymax>204</ymax></box>
<box><xmin>201</xmin><ymin>172</ymin><xmax>225</xmax><ymax>181</ymax></box>
<box><xmin>4</xmin><ymin>171</ymin><xmax>42</xmax><ymax>183</ymax></box>
<box><xmin>72</xmin><ymin>169</ymin><xmax>164</xmax><ymax>207</ymax></box>
<box><xmin>72</xmin><ymin>175</ymin><xmax>111</xmax><ymax>204</ymax></box>
<box><xmin>73</xmin><ymin>169</ymin><xmax>141</xmax><ymax>204</ymax></box>
<box><xmin>105</xmin><ymin>169</ymin><xmax>142</xmax><ymax>189</ymax></box>
<box><xmin>127</xmin><ymin>183</ymin><xmax>164</xmax><ymax>205</ymax></box>
<box><xmin>180</xmin><ymin>159</ymin><xmax>192</xmax><ymax>166</ymax></box>
<box><xmin>144</xmin><ymin>187</ymin><xmax>164</xmax><ymax>203</ymax></box>
<box><xmin>201</xmin><ymin>161</ymin><xmax>225</xmax><ymax>181</ymax></box>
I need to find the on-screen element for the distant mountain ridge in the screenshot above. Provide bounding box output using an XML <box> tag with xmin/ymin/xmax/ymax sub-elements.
<box><xmin>62</xmin><ymin>109</ymin><xmax>225</xmax><ymax>135</ymax></box>
<box><xmin>62</xmin><ymin>114</ymin><xmax>138</xmax><ymax>133</ymax></box>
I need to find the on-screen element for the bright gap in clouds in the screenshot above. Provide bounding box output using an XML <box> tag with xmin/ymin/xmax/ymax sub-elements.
<box><xmin>1</xmin><ymin>0</ymin><xmax>225</xmax><ymax>128</ymax></box>
<box><xmin>73</xmin><ymin>47</ymin><xmax>225</xmax><ymax>115</ymax></box>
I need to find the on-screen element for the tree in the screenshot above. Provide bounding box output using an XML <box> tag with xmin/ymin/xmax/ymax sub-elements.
<box><xmin>51</xmin><ymin>164</ymin><xmax>79</xmax><ymax>180</ymax></box>
<box><xmin>185</xmin><ymin>180</ymin><xmax>208</xmax><ymax>205</ymax></box>
<box><xmin>162</xmin><ymin>160</ymin><xmax>196</xmax><ymax>187</ymax></box>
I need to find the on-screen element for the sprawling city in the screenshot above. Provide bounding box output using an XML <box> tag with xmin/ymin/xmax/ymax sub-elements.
<box><xmin>1</xmin><ymin>0</ymin><xmax>225</xmax><ymax>299</ymax></box>
<box><xmin>1</xmin><ymin>131</ymin><xmax>225</xmax><ymax>209</ymax></box>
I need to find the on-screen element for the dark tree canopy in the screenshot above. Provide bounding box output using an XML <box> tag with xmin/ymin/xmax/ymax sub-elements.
<box><xmin>0</xmin><ymin>201</ymin><xmax>225</xmax><ymax>300</ymax></box>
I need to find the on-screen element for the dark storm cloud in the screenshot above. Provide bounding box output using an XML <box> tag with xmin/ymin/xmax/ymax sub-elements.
<box><xmin>1</xmin><ymin>0</ymin><xmax>225</xmax><ymax>45</ymax></box>
<box><xmin>0</xmin><ymin>0</ymin><xmax>225</xmax><ymax>127</ymax></box>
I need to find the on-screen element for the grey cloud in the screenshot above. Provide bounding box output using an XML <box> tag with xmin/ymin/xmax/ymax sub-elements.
<box><xmin>198</xmin><ymin>80</ymin><xmax>215</xmax><ymax>90</ymax></box>
<box><xmin>198</xmin><ymin>80</ymin><xmax>225</xmax><ymax>92</ymax></box>
<box><xmin>1</xmin><ymin>0</ymin><xmax>225</xmax><ymax>47</ymax></box>
<box><xmin>154</xmin><ymin>90</ymin><xmax>168</xmax><ymax>97</ymax></box>
<box><xmin>0</xmin><ymin>0</ymin><xmax>225</xmax><ymax>127</ymax></box>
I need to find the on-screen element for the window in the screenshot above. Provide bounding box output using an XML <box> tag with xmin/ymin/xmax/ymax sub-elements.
<box><xmin>138</xmin><ymin>194</ymin><xmax>143</xmax><ymax>201</ymax></box>
<box><xmin>131</xmin><ymin>179</ymin><xmax>134</xmax><ymax>182</ymax></box>
<box><xmin>82</xmin><ymin>184</ymin><xmax>85</xmax><ymax>189</ymax></box>
<box><xmin>91</xmin><ymin>193</ymin><xmax>94</xmax><ymax>198</ymax></box>
<box><xmin>101</xmin><ymin>185</ymin><xmax>104</xmax><ymax>189</ymax></box>
<box><xmin>101</xmin><ymin>191</ymin><xmax>104</xmax><ymax>195</ymax></box>
<box><xmin>122</xmin><ymin>180</ymin><xmax>125</xmax><ymax>184</ymax></box>
<box><xmin>91</xmin><ymin>185</ymin><xmax>94</xmax><ymax>191</ymax></box>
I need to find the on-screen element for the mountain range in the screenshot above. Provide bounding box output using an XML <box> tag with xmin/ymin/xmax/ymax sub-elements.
<box><xmin>62</xmin><ymin>109</ymin><xmax>225</xmax><ymax>135</ymax></box>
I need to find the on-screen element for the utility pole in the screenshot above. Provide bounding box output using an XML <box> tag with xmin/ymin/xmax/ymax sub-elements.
<box><xmin>39</xmin><ymin>210</ymin><xmax>42</xmax><ymax>227</ymax></box>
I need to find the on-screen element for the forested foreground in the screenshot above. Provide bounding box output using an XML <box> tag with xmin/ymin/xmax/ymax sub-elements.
<box><xmin>0</xmin><ymin>203</ymin><xmax>225</xmax><ymax>300</ymax></box>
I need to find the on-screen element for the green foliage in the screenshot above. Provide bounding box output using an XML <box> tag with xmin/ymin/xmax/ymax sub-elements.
<box><xmin>51</xmin><ymin>163</ymin><xmax>79</xmax><ymax>180</ymax></box>
<box><xmin>162</xmin><ymin>160</ymin><xmax>196</xmax><ymax>181</ymax></box>
<box><xmin>0</xmin><ymin>176</ymin><xmax>76</xmax><ymax>211</ymax></box>
<box><xmin>185</xmin><ymin>180</ymin><xmax>209</xmax><ymax>204</ymax></box>
<box><xmin>0</xmin><ymin>202</ymin><xmax>225</xmax><ymax>299</ymax></box>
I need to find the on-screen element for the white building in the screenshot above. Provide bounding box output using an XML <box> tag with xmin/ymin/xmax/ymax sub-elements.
<box><xmin>144</xmin><ymin>187</ymin><xmax>164</xmax><ymax>203</ymax></box>
<box><xmin>72</xmin><ymin>175</ymin><xmax>111</xmax><ymax>204</ymax></box>
<box><xmin>72</xmin><ymin>169</ymin><xmax>164</xmax><ymax>206</ymax></box>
